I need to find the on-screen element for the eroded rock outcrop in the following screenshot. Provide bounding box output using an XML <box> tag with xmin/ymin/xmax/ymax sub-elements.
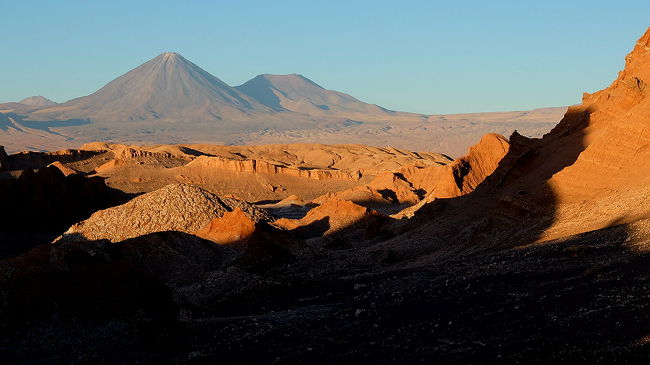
<box><xmin>394</xmin><ymin>133</ymin><xmax>510</xmax><ymax>218</ymax></box>
<box><xmin>274</xmin><ymin>198</ymin><xmax>381</xmax><ymax>239</ymax></box>
<box><xmin>74</xmin><ymin>142</ymin><xmax>455</xmax><ymax>202</ymax></box>
<box><xmin>95</xmin><ymin>158</ymin><xmax>121</xmax><ymax>172</ymax></box>
<box><xmin>310</xmin><ymin>173</ymin><xmax>422</xmax><ymax>214</ymax></box>
<box><xmin>117</xmin><ymin>147</ymin><xmax>174</xmax><ymax>160</ymax></box>
<box><xmin>314</xmin><ymin>133</ymin><xmax>510</xmax><ymax>216</ymax></box>
<box><xmin>47</xmin><ymin>161</ymin><xmax>78</xmax><ymax>176</ymax></box>
<box><xmin>447</xmin><ymin>133</ymin><xmax>511</xmax><ymax>194</ymax></box>
<box><xmin>538</xmin><ymin>28</ymin><xmax>650</xmax><ymax>202</ymax></box>
<box><xmin>181</xmin><ymin>155</ymin><xmax>362</xmax><ymax>181</ymax></box>
<box><xmin>196</xmin><ymin>208</ymin><xmax>258</xmax><ymax>247</ymax></box>
<box><xmin>57</xmin><ymin>183</ymin><xmax>272</xmax><ymax>243</ymax></box>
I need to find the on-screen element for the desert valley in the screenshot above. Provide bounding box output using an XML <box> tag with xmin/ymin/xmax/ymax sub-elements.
<box><xmin>2</xmin><ymin>10</ymin><xmax>650</xmax><ymax>364</ymax></box>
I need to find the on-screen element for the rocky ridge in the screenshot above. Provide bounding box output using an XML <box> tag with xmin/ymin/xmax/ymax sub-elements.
<box><xmin>180</xmin><ymin>155</ymin><xmax>362</xmax><ymax>181</ymax></box>
<box><xmin>367</xmin><ymin>27</ymin><xmax>650</xmax><ymax>261</ymax></box>
<box><xmin>57</xmin><ymin>184</ymin><xmax>272</xmax><ymax>243</ymax></box>
<box><xmin>309</xmin><ymin>133</ymin><xmax>510</xmax><ymax>216</ymax></box>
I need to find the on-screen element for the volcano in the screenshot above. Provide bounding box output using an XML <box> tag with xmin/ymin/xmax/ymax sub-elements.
<box><xmin>236</xmin><ymin>73</ymin><xmax>398</xmax><ymax>118</ymax></box>
<box><xmin>30</xmin><ymin>52</ymin><xmax>272</xmax><ymax>123</ymax></box>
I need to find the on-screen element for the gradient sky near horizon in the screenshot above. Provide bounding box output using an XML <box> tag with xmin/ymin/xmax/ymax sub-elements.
<box><xmin>2</xmin><ymin>1</ymin><xmax>649</xmax><ymax>114</ymax></box>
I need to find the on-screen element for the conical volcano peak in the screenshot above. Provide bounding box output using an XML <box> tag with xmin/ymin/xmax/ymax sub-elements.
<box><xmin>153</xmin><ymin>52</ymin><xmax>187</xmax><ymax>66</ymax></box>
<box><xmin>28</xmin><ymin>52</ymin><xmax>269</xmax><ymax>122</ymax></box>
<box><xmin>158</xmin><ymin>52</ymin><xmax>184</xmax><ymax>62</ymax></box>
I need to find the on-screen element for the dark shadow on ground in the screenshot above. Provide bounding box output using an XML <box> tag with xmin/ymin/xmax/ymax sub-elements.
<box><xmin>3</xmin><ymin>222</ymin><xmax>647</xmax><ymax>364</ymax></box>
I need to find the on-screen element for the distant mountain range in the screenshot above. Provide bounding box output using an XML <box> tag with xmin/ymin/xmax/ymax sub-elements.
<box><xmin>21</xmin><ymin>52</ymin><xmax>403</xmax><ymax>124</ymax></box>
<box><xmin>0</xmin><ymin>52</ymin><xmax>567</xmax><ymax>156</ymax></box>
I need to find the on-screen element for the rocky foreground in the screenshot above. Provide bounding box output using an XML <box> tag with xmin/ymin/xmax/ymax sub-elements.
<box><xmin>1</xmin><ymin>27</ymin><xmax>650</xmax><ymax>365</ymax></box>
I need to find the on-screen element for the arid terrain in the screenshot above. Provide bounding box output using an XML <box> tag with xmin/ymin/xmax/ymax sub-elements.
<box><xmin>1</xmin><ymin>26</ymin><xmax>650</xmax><ymax>365</ymax></box>
<box><xmin>0</xmin><ymin>52</ymin><xmax>565</xmax><ymax>157</ymax></box>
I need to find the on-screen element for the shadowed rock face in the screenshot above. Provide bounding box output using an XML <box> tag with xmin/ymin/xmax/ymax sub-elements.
<box><xmin>0</xmin><ymin>166</ymin><xmax>117</xmax><ymax>234</ymax></box>
<box><xmin>0</xmin><ymin>164</ymin><xmax>124</xmax><ymax>259</ymax></box>
<box><xmin>0</xmin><ymin>145</ymin><xmax>7</xmax><ymax>169</ymax></box>
<box><xmin>7</xmin><ymin>148</ymin><xmax>106</xmax><ymax>171</ymax></box>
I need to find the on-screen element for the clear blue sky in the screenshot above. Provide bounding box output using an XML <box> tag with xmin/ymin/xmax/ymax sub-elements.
<box><xmin>1</xmin><ymin>0</ymin><xmax>649</xmax><ymax>114</ymax></box>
